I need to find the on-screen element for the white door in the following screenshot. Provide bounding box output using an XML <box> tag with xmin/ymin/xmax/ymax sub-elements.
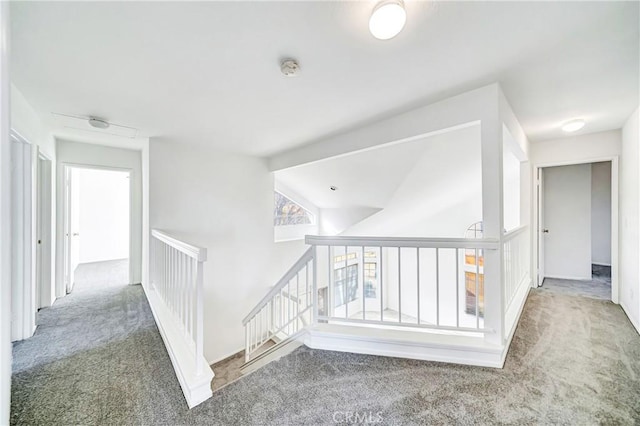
<box><xmin>542</xmin><ymin>164</ymin><xmax>592</xmax><ymax>281</ymax></box>
<box><xmin>36</xmin><ymin>155</ymin><xmax>52</xmax><ymax>308</ymax></box>
<box><xmin>537</xmin><ymin>168</ymin><xmax>545</xmax><ymax>286</ymax></box>
<box><xmin>65</xmin><ymin>167</ymin><xmax>81</xmax><ymax>293</ymax></box>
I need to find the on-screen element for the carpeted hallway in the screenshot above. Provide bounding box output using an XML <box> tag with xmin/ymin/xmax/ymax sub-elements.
<box><xmin>11</xmin><ymin>268</ymin><xmax>640</xmax><ymax>424</ymax></box>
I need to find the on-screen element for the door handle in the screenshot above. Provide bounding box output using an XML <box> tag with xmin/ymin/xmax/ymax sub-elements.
<box><xmin>72</xmin><ymin>232</ymin><xmax>80</xmax><ymax>237</ymax></box>
<box><xmin>542</xmin><ymin>229</ymin><xmax>549</xmax><ymax>233</ymax></box>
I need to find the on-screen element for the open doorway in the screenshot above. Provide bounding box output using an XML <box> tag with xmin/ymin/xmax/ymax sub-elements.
<box><xmin>63</xmin><ymin>165</ymin><xmax>131</xmax><ymax>294</ymax></box>
<box><xmin>536</xmin><ymin>159</ymin><xmax>618</xmax><ymax>302</ymax></box>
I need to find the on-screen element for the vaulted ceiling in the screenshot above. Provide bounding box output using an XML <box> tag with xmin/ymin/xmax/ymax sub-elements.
<box><xmin>11</xmin><ymin>1</ymin><xmax>639</xmax><ymax>156</ymax></box>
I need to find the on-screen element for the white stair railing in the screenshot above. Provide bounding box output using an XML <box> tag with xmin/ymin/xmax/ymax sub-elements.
<box><xmin>243</xmin><ymin>234</ymin><xmax>503</xmax><ymax>364</ymax></box>
<box><xmin>149</xmin><ymin>229</ymin><xmax>212</xmax><ymax>408</ymax></box>
<box><xmin>242</xmin><ymin>247</ymin><xmax>315</xmax><ymax>362</ymax></box>
<box><xmin>306</xmin><ymin>235</ymin><xmax>499</xmax><ymax>334</ymax></box>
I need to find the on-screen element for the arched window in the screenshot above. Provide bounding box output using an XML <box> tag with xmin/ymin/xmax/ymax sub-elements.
<box><xmin>464</xmin><ymin>222</ymin><xmax>484</xmax><ymax>318</ymax></box>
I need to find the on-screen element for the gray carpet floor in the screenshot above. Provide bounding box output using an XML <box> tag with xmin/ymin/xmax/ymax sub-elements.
<box><xmin>11</xmin><ymin>262</ymin><xmax>640</xmax><ymax>425</ymax></box>
<box><xmin>539</xmin><ymin>264</ymin><xmax>612</xmax><ymax>301</ymax></box>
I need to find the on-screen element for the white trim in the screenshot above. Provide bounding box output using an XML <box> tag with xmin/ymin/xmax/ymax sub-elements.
<box><xmin>503</xmin><ymin>224</ymin><xmax>528</xmax><ymax>239</ymax></box>
<box><xmin>151</xmin><ymin>229</ymin><xmax>207</xmax><ymax>262</ymax></box>
<box><xmin>620</xmin><ymin>301</ymin><xmax>640</xmax><ymax>335</ymax></box>
<box><xmin>592</xmin><ymin>262</ymin><xmax>611</xmax><ymax>267</ymax></box>
<box><xmin>544</xmin><ymin>274</ymin><xmax>594</xmax><ymax>281</ymax></box>
<box><xmin>533</xmin><ymin>157</ymin><xmax>619</xmax><ymax>303</ymax></box>
<box><xmin>501</xmin><ymin>286</ymin><xmax>531</xmax><ymax>364</ymax></box>
<box><xmin>142</xmin><ymin>285</ymin><xmax>213</xmax><ymax>408</ymax></box>
<box><xmin>306</xmin><ymin>234</ymin><xmax>500</xmax><ymax>250</ymax></box>
<box><xmin>304</xmin><ymin>324</ymin><xmax>505</xmax><ymax>368</ymax></box>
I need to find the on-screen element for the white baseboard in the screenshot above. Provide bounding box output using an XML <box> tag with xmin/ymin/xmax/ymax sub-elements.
<box><xmin>544</xmin><ymin>274</ymin><xmax>592</xmax><ymax>281</ymax></box>
<box><xmin>620</xmin><ymin>300</ymin><xmax>640</xmax><ymax>335</ymax></box>
<box><xmin>502</xmin><ymin>283</ymin><xmax>531</xmax><ymax>365</ymax></box>
<box><xmin>142</xmin><ymin>284</ymin><xmax>214</xmax><ymax>408</ymax></box>
<box><xmin>304</xmin><ymin>324</ymin><xmax>504</xmax><ymax>368</ymax></box>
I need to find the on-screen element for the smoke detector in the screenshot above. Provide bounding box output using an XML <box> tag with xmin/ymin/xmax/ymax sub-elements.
<box><xmin>280</xmin><ymin>59</ymin><xmax>300</xmax><ymax>77</ymax></box>
<box><xmin>88</xmin><ymin>117</ymin><xmax>110</xmax><ymax>129</ymax></box>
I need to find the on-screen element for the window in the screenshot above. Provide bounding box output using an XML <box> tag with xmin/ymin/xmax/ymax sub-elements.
<box><xmin>464</xmin><ymin>221</ymin><xmax>484</xmax><ymax>317</ymax></box>
<box><xmin>332</xmin><ymin>250</ymin><xmax>379</xmax><ymax>308</ymax></box>
<box><xmin>364</xmin><ymin>262</ymin><xmax>377</xmax><ymax>298</ymax></box>
<box><xmin>334</xmin><ymin>264</ymin><xmax>358</xmax><ymax>307</ymax></box>
<box><xmin>273</xmin><ymin>191</ymin><xmax>314</xmax><ymax>226</ymax></box>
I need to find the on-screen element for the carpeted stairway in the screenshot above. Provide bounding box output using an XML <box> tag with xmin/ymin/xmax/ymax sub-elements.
<box><xmin>11</xmin><ymin>264</ymin><xmax>640</xmax><ymax>425</ymax></box>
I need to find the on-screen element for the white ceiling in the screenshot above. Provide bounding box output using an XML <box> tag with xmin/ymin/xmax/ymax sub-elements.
<box><xmin>11</xmin><ymin>1</ymin><xmax>639</xmax><ymax>156</ymax></box>
<box><xmin>276</xmin><ymin>124</ymin><xmax>479</xmax><ymax>210</ymax></box>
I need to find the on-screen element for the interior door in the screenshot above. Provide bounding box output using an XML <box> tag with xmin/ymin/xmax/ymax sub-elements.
<box><xmin>537</xmin><ymin>168</ymin><xmax>545</xmax><ymax>286</ymax></box>
<box><xmin>67</xmin><ymin>168</ymin><xmax>81</xmax><ymax>293</ymax></box>
<box><xmin>542</xmin><ymin>164</ymin><xmax>592</xmax><ymax>281</ymax></box>
<box><xmin>36</xmin><ymin>155</ymin><xmax>52</xmax><ymax>308</ymax></box>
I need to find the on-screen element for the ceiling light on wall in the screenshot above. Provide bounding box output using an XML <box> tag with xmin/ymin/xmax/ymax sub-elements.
<box><xmin>369</xmin><ymin>0</ymin><xmax>407</xmax><ymax>40</ymax></box>
<box><xmin>561</xmin><ymin>119</ymin><xmax>585</xmax><ymax>133</ymax></box>
<box><xmin>88</xmin><ymin>117</ymin><xmax>110</xmax><ymax>129</ymax></box>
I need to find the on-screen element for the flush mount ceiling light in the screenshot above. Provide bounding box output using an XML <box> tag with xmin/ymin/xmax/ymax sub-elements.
<box><xmin>88</xmin><ymin>117</ymin><xmax>110</xmax><ymax>129</ymax></box>
<box><xmin>561</xmin><ymin>119</ymin><xmax>585</xmax><ymax>133</ymax></box>
<box><xmin>280</xmin><ymin>59</ymin><xmax>300</xmax><ymax>77</ymax></box>
<box><xmin>369</xmin><ymin>0</ymin><xmax>407</xmax><ymax>40</ymax></box>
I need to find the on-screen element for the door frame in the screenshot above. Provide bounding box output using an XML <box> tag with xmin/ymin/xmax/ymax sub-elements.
<box><xmin>533</xmin><ymin>156</ymin><xmax>619</xmax><ymax>303</ymax></box>
<box><xmin>61</xmin><ymin>163</ymin><xmax>134</xmax><ymax>293</ymax></box>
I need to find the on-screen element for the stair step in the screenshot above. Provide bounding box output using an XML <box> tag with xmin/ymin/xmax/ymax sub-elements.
<box><xmin>240</xmin><ymin>330</ymin><xmax>306</xmax><ymax>375</ymax></box>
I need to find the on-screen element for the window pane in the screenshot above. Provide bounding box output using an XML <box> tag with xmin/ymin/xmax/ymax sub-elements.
<box><xmin>274</xmin><ymin>192</ymin><xmax>314</xmax><ymax>226</ymax></box>
<box><xmin>334</xmin><ymin>264</ymin><xmax>358</xmax><ymax>307</ymax></box>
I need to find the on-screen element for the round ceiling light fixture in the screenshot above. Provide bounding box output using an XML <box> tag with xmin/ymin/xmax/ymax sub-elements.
<box><xmin>88</xmin><ymin>117</ymin><xmax>110</xmax><ymax>129</ymax></box>
<box><xmin>281</xmin><ymin>59</ymin><xmax>300</xmax><ymax>77</ymax></box>
<box><xmin>561</xmin><ymin>119</ymin><xmax>585</xmax><ymax>133</ymax></box>
<box><xmin>369</xmin><ymin>0</ymin><xmax>407</xmax><ymax>40</ymax></box>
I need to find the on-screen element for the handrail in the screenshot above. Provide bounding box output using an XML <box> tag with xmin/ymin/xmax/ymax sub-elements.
<box><xmin>242</xmin><ymin>247</ymin><xmax>314</xmax><ymax>325</ymax></box>
<box><xmin>151</xmin><ymin>229</ymin><xmax>207</xmax><ymax>262</ymax></box>
<box><xmin>503</xmin><ymin>224</ymin><xmax>528</xmax><ymax>240</ymax></box>
<box><xmin>305</xmin><ymin>235</ymin><xmax>499</xmax><ymax>250</ymax></box>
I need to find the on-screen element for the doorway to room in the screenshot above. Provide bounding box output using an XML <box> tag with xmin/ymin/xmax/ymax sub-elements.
<box><xmin>535</xmin><ymin>159</ymin><xmax>618</xmax><ymax>301</ymax></box>
<box><xmin>63</xmin><ymin>165</ymin><xmax>132</xmax><ymax>294</ymax></box>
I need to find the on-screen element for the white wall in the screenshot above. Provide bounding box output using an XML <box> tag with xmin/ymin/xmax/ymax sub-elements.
<box><xmin>620</xmin><ymin>107</ymin><xmax>640</xmax><ymax>333</ymax></box>
<box><xmin>0</xmin><ymin>2</ymin><xmax>11</xmax><ymax>422</ymax></box>
<box><xmin>56</xmin><ymin>140</ymin><xmax>142</xmax><ymax>291</ymax></box>
<box><xmin>531</xmin><ymin>130</ymin><xmax>621</xmax><ymax>166</ymax></box>
<box><xmin>150</xmin><ymin>139</ymin><xmax>294</xmax><ymax>363</ymax></box>
<box><xmin>75</xmin><ymin>168</ymin><xmax>130</xmax><ymax>264</ymax></box>
<box><xmin>503</xmin><ymin>127</ymin><xmax>523</xmax><ymax>232</ymax></box>
<box><xmin>319</xmin><ymin>207</ymin><xmax>381</xmax><ymax>236</ymax></box>
<box><xmin>11</xmin><ymin>86</ymin><xmax>56</xmax><ymax>309</ymax></box>
<box><xmin>345</xmin><ymin>125</ymin><xmax>483</xmax><ymax>238</ymax></box>
<box><xmin>591</xmin><ymin>162</ymin><xmax>612</xmax><ymax>266</ymax></box>
<box><xmin>543</xmin><ymin>164</ymin><xmax>592</xmax><ymax>280</ymax></box>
